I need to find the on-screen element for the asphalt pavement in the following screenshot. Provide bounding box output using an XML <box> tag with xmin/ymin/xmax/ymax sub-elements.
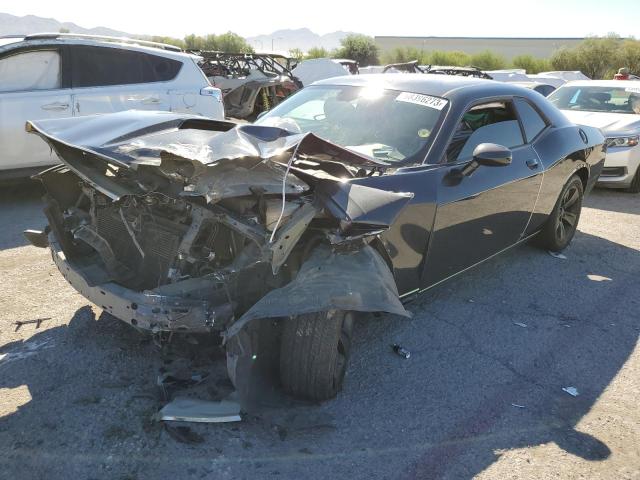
<box><xmin>0</xmin><ymin>183</ymin><xmax>638</xmax><ymax>480</ymax></box>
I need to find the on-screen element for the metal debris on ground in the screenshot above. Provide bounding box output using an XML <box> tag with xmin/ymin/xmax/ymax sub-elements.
<box><xmin>158</xmin><ymin>395</ymin><xmax>242</xmax><ymax>423</ymax></box>
<box><xmin>511</xmin><ymin>403</ymin><xmax>526</xmax><ymax>408</ymax></box>
<box><xmin>392</xmin><ymin>344</ymin><xmax>411</xmax><ymax>359</ymax></box>
<box><xmin>562</xmin><ymin>386</ymin><xmax>579</xmax><ymax>397</ymax></box>
<box><xmin>513</xmin><ymin>322</ymin><xmax>528</xmax><ymax>328</ymax></box>
<box><xmin>14</xmin><ymin>317</ymin><xmax>50</xmax><ymax>331</ymax></box>
<box><xmin>548</xmin><ymin>251</ymin><xmax>567</xmax><ymax>259</ymax></box>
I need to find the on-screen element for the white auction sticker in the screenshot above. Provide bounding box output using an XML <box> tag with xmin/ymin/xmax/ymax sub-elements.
<box><xmin>625</xmin><ymin>86</ymin><xmax>640</xmax><ymax>94</ymax></box>
<box><xmin>396</xmin><ymin>92</ymin><xmax>449</xmax><ymax>110</ymax></box>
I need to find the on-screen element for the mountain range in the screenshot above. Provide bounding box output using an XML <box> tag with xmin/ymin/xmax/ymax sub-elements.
<box><xmin>246</xmin><ymin>28</ymin><xmax>355</xmax><ymax>53</ymax></box>
<box><xmin>0</xmin><ymin>14</ymin><xmax>354</xmax><ymax>53</ymax></box>
<box><xmin>0</xmin><ymin>12</ymin><xmax>130</xmax><ymax>37</ymax></box>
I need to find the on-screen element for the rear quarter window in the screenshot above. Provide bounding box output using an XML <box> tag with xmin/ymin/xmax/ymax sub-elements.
<box><xmin>71</xmin><ymin>46</ymin><xmax>182</xmax><ymax>88</ymax></box>
<box><xmin>514</xmin><ymin>98</ymin><xmax>548</xmax><ymax>142</ymax></box>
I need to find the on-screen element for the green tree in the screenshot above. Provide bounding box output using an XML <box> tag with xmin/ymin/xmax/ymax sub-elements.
<box><xmin>469</xmin><ymin>50</ymin><xmax>506</xmax><ymax>70</ymax></box>
<box><xmin>289</xmin><ymin>48</ymin><xmax>305</xmax><ymax>61</ymax></box>
<box><xmin>184</xmin><ymin>34</ymin><xmax>205</xmax><ymax>50</ymax></box>
<box><xmin>334</xmin><ymin>34</ymin><xmax>379</xmax><ymax>66</ymax></box>
<box><xmin>511</xmin><ymin>54</ymin><xmax>550</xmax><ymax>74</ymax></box>
<box><xmin>215</xmin><ymin>31</ymin><xmax>253</xmax><ymax>53</ymax></box>
<box><xmin>619</xmin><ymin>39</ymin><xmax>640</xmax><ymax>76</ymax></box>
<box><xmin>58</xmin><ymin>27</ymin><xmax>70</xmax><ymax>34</ymax></box>
<box><xmin>429</xmin><ymin>50</ymin><xmax>470</xmax><ymax>67</ymax></box>
<box><xmin>306</xmin><ymin>46</ymin><xmax>329</xmax><ymax>59</ymax></box>
<box><xmin>150</xmin><ymin>36</ymin><xmax>185</xmax><ymax>49</ymax></box>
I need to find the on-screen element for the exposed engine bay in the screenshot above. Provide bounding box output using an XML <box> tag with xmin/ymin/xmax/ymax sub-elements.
<box><xmin>27</xmin><ymin>111</ymin><xmax>411</xmax><ymax>339</ymax></box>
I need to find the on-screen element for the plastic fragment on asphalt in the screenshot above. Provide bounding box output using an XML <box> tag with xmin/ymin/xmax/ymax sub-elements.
<box><xmin>548</xmin><ymin>251</ymin><xmax>567</xmax><ymax>259</ymax></box>
<box><xmin>562</xmin><ymin>386</ymin><xmax>579</xmax><ymax>397</ymax></box>
<box><xmin>392</xmin><ymin>344</ymin><xmax>411</xmax><ymax>359</ymax></box>
<box><xmin>514</xmin><ymin>322</ymin><xmax>528</xmax><ymax>328</ymax></box>
<box><xmin>511</xmin><ymin>403</ymin><xmax>525</xmax><ymax>408</ymax></box>
<box><xmin>158</xmin><ymin>395</ymin><xmax>241</xmax><ymax>423</ymax></box>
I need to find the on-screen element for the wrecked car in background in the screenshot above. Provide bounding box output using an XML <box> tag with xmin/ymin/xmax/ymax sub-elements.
<box><xmin>197</xmin><ymin>52</ymin><xmax>302</xmax><ymax>120</ymax></box>
<box><xmin>26</xmin><ymin>74</ymin><xmax>605</xmax><ymax>402</ymax></box>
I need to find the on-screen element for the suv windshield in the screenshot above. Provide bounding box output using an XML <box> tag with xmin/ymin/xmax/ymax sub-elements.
<box><xmin>255</xmin><ymin>85</ymin><xmax>447</xmax><ymax>163</ymax></box>
<box><xmin>548</xmin><ymin>85</ymin><xmax>640</xmax><ymax>114</ymax></box>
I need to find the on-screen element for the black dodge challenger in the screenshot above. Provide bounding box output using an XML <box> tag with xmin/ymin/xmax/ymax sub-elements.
<box><xmin>25</xmin><ymin>74</ymin><xmax>606</xmax><ymax>401</ymax></box>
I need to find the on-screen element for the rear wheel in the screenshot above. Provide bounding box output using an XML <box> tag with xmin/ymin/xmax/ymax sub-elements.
<box><xmin>538</xmin><ymin>175</ymin><xmax>584</xmax><ymax>252</ymax></box>
<box><xmin>279</xmin><ymin>310</ymin><xmax>354</xmax><ymax>401</ymax></box>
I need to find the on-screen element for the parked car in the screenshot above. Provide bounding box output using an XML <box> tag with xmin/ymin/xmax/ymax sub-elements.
<box><xmin>510</xmin><ymin>81</ymin><xmax>556</xmax><ymax>97</ymax></box>
<box><xmin>548</xmin><ymin>80</ymin><xmax>640</xmax><ymax>192</ymax></box>
<box><xmin>25</xmin><ymin>75</ymin><xmax>605</xmax><ymax>401</ymax></box>
<box><xmin>0</xmin><ymin>33</ymin><xmax>224</xmax><ymax>179</ymax></box>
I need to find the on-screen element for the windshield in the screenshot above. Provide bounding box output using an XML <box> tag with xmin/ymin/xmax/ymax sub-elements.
<box><xmin>548</xmin><ymin>85</ymin><xmax>640</xmax><ymax>114</ymax></box>
<box><xmin>255</xmin><ymin>85</ymin><xmax>447</xmax><ymax>163</ymax></box>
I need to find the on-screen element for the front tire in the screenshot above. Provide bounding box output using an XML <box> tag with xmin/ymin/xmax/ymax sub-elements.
<box><xmin>279</xmin><ymin>310</ymin><xmax>354</xmax><ymax>401</ymax></box>
<box><xmin>538</xmin><ymin>175</ymin><xmax>584</xmax><ymax>252</ymax></box>
<box><xmin>627</xmin><ymin>168</ymin><xmax>640</xmax><ymax>193</ymax></box>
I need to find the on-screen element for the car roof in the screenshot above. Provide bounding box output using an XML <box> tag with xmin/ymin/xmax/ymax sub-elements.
<box><xmin>312</xmin><ymin>73</ymin><xmax>537</xmax><ymax>100</ymax></box>
<box><xmin>0</xmin><ymin>33</ymin><xmax>197</xmax><ymax>62</ymax></box>
<box><xmin>560</xmin><ymin>80</ymin><xmax>640</xmax><ymax>88</ymax></box>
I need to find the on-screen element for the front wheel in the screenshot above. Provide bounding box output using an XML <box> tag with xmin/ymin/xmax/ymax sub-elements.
<box><xmin>279</xmin><ymin>310</ymin><xmax>354</xmax><ymax>401</ymax></box>
<box><xmin>626</xmin><ymin>168</ymin><xmax>640</xmax><ymax>193</ymax></box>
<box><xmin>538</xmin><ymin>175</ymin><xmax>584</xmax><ymax>252</ymax></box>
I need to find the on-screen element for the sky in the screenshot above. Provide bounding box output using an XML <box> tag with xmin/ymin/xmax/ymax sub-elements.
<box><xmin>1</xmin><ymin>0</ymin><xmax>639</xmax><ymax>39</ymax></box>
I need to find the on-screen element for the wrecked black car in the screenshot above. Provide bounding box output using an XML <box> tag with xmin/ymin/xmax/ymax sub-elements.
<box><xmin>26</xmin><ymin>74</ymin><xmax>606</xmax><ymax>401</ymax></box>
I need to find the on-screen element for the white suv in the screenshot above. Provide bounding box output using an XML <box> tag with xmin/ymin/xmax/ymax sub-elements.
<box><xmin>0</xmin><ymin>33</ymin><xmax>224</xmax><ymax>178</ymax></box>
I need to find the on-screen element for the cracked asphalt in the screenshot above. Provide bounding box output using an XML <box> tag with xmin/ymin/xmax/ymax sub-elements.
<box><xmin>0</xmin><ymin>183</ymin><xmax>639</xmax><ymax>480</ymax></box>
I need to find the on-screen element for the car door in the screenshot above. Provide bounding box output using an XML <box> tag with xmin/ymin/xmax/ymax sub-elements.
<box><xmin>421</xmin><ymin>99</ymin><xmax>543</xmax><ymax>287</ymax></box>
<box><xmin>69</xmin><ymin>45</ymin><xmax>173</xmax><ymax>116</ymax></box>
<box><xmin>0</xmin><ymin>47</ymin><xmax>72</xmax><ymax>171</ymax></box>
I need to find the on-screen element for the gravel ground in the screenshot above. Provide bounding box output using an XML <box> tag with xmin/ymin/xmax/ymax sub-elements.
<box><xmin>0</xmin><ymin>183</ymin><xmax>638</xmax><ymax>480</ymax></box>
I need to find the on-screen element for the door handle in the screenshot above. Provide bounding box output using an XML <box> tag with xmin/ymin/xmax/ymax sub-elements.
<box><xmin>41</xmin><ymin>102</ymin><xmax>69</xmax><ymax>111</ymax></box>
<box><xmin>526</xmin><ymin>158</ymin><xmax>540</xmax><ymax>170</ymax></box>
<box><xmin>140</xmin><ymin>96</ymin><xmax>161</xmax><ymax>105</ymax></box>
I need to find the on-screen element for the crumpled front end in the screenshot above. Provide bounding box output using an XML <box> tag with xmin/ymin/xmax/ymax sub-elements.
<box><xmin>27</xmin><ymin>111</ymin><xmax>413</xmax><ymax>337</ymax></box>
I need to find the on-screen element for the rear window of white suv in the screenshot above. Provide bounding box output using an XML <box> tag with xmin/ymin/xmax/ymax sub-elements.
<box><xmin>71</xmin><ymin>45</ymin><xmax>182</xmax><ymax>88</ymax></box>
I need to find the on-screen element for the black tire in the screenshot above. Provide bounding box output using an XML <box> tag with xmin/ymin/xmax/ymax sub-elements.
<box><xmin>538</xmin><ymin>175</ymin><xmax>584</xmax><ymax>252</ymax></box>
<box><xmin>627</xmin><ymin>169</ymin><xmax>640</xmax><ymax>193</ymax></box>
<box><xmin>279</xmin><ymin>310</ymin><xmax>354</xmax><ymax>401</ymax></box>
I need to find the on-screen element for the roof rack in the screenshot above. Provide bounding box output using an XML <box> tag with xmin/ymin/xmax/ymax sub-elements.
<box><xmin>22</xmin><ymin>33</ymin><xmax>182</xmax><ymax>52</ymax></box>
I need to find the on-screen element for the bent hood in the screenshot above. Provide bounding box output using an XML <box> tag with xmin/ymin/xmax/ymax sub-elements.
<box><xmin>28</xmin><ymin>110</ymin><xmax>412</xmax><ymax>237</ymax></box>
<box><xmin>561</xmin><ymin>110</ymin><xmax>640</xmax><ymax>135</ymax></box>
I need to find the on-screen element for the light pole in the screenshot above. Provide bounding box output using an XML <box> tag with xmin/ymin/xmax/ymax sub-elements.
<box><xmin>271</xmin><ymin>36</ymin><xmax>283</xmax><ymax>52</ymax></box>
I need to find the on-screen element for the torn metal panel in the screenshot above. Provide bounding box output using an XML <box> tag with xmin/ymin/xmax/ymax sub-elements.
<box><xmin>158</xmin><ymin>396</ymin><xmax>241</xmax><ymax>423</ymax></box>
<box><xmin>315</xmin><ymin>179</ymin><xmax>414</xmax><ymax>236</ymax></box>
<box><xmin>268</xmin><ymin>202</ymin><xmax>318</xmax><ymax>274</ymax></box>
<box><xmin>224</xmin><ymin>245</ymin><xmax>411</xmax><ymax>338</ymax></box>
<box><xmin>182</xmin><ymin>157</ymin><xmax>308</xmax><ymax>204</ymax></box>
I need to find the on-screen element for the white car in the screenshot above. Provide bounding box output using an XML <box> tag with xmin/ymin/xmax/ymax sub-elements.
<box><xmin>0</xmin><ymin>33</ymin><xmax>224</xmax><ymax>178</ymax></box>
<box><xmin>548</xmin><ymin>80</ymin><xmax>640</xmax><ymax>192</ymax></box>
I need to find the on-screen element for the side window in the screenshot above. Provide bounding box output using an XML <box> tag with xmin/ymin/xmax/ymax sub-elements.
<box><xmin>446</xmin><ymin>101</ymin><xmax>524</xmax><ymax>162</ymax></box>
<box><xmin>515</xmin><ymin>98</ymin><xmax>548</xmax><ymax>142</ymax></box>
<box><xmin>0</xmin><ymin>50</ymin><xmax>61</xmax><ymax>92</ymax></box>
<box><xmin>71</xmin><ymin>46</ymin><xmax>182</xmax><ymax>88</ymax></box>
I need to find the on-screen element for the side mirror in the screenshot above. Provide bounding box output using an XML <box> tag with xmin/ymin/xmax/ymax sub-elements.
<box><xmin>472</xmin><ymin>143</ymin><xmax>512</xmax><ymax>166</ymax></box>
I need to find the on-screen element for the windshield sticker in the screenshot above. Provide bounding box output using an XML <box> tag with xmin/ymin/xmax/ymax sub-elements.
<box><xmin>625</xmin><ymin>87</ymin><xmax>640</xmax><ymax>94</ymax></box>
<box><xmin>396</xmin><ymin>92</ymin><xmax>448</xmax><ymax>110</ymax></box>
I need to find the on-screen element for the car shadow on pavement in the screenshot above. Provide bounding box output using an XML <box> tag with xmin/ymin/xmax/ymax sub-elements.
<box><xmin>0</xmin><ymin>229</ymin><xmax>638</xmax><ymax>479</ymax></box>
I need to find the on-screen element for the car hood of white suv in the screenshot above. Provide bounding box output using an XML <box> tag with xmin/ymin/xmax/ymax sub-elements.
<box><xmin>561</xmin><ymin>110</ymin><xmax>640</xmax><ymax>135</ymax></box>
